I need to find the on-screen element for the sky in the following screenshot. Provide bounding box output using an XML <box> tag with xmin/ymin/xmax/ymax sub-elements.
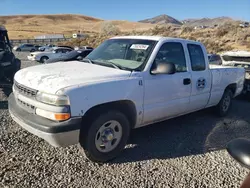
<box><xmin>0</xmin><ymin>0</ymin><xmax>250</xmax><ymax>21</ymax></box>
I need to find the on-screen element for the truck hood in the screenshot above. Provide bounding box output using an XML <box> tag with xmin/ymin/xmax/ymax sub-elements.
<box><xmin>14</xmin><ymin>61</ymin><xmax>132</xmax><ymax>94</ymax></box>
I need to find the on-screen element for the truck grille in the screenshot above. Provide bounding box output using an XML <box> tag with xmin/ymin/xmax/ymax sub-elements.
<box><xmin>17</xmin><ymin>98</ymin><xmax>35</xmax><ymax>114</ymax></box>
<box><xmin>14</xmin><ymin>81</ymin><xmax>38</xmax><ymax>97</ymax></box>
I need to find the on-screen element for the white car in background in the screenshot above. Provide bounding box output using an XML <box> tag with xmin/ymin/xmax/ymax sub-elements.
<box><xmin>38</xmin><ymin>44</ymin><xmax>57</xmax><ymax>52</ymax></box>
<box><xmin>27</xmin><ymin>47</ymin><xmax>73</xmax><ymax>63</ymax></box>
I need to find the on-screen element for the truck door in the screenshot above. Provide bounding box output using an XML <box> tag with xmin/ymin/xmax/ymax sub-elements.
<box><xmin>187</xmin><ymin>43</ymin><xmax>212</xmax><ymax>111</ymax></box>
<box><xmin>143</xmin><ymin>42</ymin><xmax>192</xmax><ymax>124</ymax></box>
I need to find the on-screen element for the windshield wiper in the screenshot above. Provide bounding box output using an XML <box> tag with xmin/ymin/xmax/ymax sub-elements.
<box><xmin>107</xmin><ymin>61</ymin><xmax>121</xmax><ymax>69</ymax></box>
<box><xmin>80</xmin><ymin>58</ymin><xmax>132</xmax><ymax>71</ymax></box>
<box><xmin>106</xmin><ymin>61</ymin><xmax>132</xmax><ymax>71</ymax></box>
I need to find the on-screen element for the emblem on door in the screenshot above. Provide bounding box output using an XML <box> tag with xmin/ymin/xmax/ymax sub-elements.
<box><xmin>196</xmin><ymin>77</ymin><xmax>206</xmax><ymax>90</ymax></box>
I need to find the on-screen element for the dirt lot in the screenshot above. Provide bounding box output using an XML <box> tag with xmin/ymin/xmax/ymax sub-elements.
<box><xmin>0</xmin><ymin>52</ymin><xmax>249</xmax><ymax>187</ymax></box>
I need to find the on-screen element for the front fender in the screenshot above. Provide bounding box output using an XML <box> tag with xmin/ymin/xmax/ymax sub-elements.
<box><xmin>60</xmin><ymin>78</ymin><xmax>144</xmax><ymax>120</ymax></box>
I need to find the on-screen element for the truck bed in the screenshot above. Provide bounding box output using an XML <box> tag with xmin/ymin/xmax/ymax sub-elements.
<box><xmin>206</xmin><ymin>64</ymin><xmax>245</xmax><ymax>107</ymax></box>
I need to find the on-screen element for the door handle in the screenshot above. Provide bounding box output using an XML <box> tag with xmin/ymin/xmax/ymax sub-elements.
<box><xmin>183</xmin><ymin>78</ymin><xmax>191</xmax><ymax>85</ymax></box>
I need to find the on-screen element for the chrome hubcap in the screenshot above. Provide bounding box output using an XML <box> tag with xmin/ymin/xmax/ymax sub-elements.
<box><xmin>95</xmin><ymin>120</ymin><xmax>122</xmax><ymax>153</ymax></box>
<box><xmin>222</xmin><ymin>95</ymin><xmax>231</xmax><ymax>112</ymax></box>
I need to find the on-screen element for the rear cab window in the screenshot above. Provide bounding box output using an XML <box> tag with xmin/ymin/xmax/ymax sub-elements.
<box><xmin>187</xmin><ymin>44</ymin><xmax>206</xmax><ymax>71</ymax></box>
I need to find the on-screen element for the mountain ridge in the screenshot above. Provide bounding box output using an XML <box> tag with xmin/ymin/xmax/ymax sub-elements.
<box><xmin>139</xmin><ymin>14</ymin><xmax>182</xmax><ymax>25</ymax></box>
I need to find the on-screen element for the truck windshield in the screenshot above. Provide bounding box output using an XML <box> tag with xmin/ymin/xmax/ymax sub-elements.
<box><xmin>86</xmin><ymin>39</ymin><xmax>157</xmax><ymax>71</ymax></box>
<box><xmin>222</xmin><ymin>55</ymin><xmax>250</xmax><ymax>63</ymax></box>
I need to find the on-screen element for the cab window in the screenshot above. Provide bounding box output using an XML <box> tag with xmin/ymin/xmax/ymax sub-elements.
<box><xmin>153</xmin><ymin>42</ymin><xmax>187</xmax><ymax>72</ymax></box>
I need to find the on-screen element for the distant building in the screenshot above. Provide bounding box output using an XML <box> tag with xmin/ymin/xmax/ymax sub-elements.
<box><xmin>72</xmin><ymin>33</ymin><xmax>87</xmax><ymax>39</ymax></box>
<box><xmin>34</xmin><ymin>34</ymin><xmax>65</xmax><ymax>39</ymax></box>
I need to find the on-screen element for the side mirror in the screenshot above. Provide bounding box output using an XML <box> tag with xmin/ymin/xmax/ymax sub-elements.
<box><xmin>151</xmin><ymin>62</ymin><xmax>176</xmax><ymax>75</ymax></box>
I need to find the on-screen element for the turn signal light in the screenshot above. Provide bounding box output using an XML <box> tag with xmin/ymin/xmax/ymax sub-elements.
<box><xmin>54</xmin><ymin>113</ymin><xmax>71</xmax><ymax>121</ymax></box>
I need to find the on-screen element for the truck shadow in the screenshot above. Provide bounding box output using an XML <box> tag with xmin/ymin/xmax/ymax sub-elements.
<box><xmin>0</xmin><ymin>101</ymin><xmax>8</xmax><ymax>109</ymax></box>
<box><xmin>0</xmin><ymin>86</ymin><xmax>12</xmax><ymax>109</ymax></box>
<box><xmin>111</xmin><ymin>98</ymin><xmax>250</xmax><ymax>164</ymax></box>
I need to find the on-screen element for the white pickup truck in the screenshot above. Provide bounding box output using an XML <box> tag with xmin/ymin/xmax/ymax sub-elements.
<box><xmin>8</xmin><ymin>36</ymin><xmax>245</xmax><ymax>162</ymax></box>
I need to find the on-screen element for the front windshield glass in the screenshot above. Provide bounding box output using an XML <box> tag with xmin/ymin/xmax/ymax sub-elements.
<box><xmin>86</xmin><ymin>39</ymin><xmax>157</xmax><ymax>70</ymax></box>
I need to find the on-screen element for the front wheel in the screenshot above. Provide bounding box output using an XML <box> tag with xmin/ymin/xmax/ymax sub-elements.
<box><xmin>79</xmin><ymin>110</ymin><xmax>130</xmax><ymax>163</ymax></box>
<box><xmin>215</xmin><ymin>89</ymin><xmax>233</xmax><ymax>117</ymax></box>
<box><xmin>40</xmin><ymin>56</ymin><xmax>49</xmax><ymax>63</ymax></box>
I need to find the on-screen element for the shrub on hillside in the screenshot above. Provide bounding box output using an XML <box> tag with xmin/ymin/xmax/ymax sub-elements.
<box><xmin>216</xmin><ymin>22</ymin><xmax>239</xmax><ymax>37</ymax></box>
<box><xmin>247</xmin><ymin>42</ymin><xmax>250</xmax><ymax>49</ymax></box>
<box><xmin>181</xmin><ymin>26</ymin><xmax>193</xmax><ymax>34</ymax></box>
<box><xmin>150</xmin><ymin>25</ymin><xmax>174</xmax><ymax>36</ymax></box>
<box><xmin>216</xmin><ymin>28</ymin><xmax>228</xmax><ymax>37</ymax></box>
<box><xmin>100</xmin><ymin>21</ymin><xmax>121</xmax><ymax>36</ymax></box>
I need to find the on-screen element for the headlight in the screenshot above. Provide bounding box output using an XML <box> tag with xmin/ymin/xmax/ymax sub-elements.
<box><xmin>36</xmin><ymin>92</ymin><xmax>70</xmax><ymax>106</ymax></box>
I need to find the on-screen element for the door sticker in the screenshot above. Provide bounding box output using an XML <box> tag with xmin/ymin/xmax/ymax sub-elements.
<box><xmin>130</xmin><ymin>44</ymin><xmax>149</xmax><ymax>50</ymax></box>
<box><xmin>196</xmin><ymin>77</ymin><xmax>206</xmax><ymax>90</ymax></box>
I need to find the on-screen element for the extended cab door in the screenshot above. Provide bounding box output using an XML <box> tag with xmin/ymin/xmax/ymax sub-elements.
<box><xmin>143</xmin><ymin>42</ymin><xmax>192</xmax><ymax>125</ymax></box>
<box><xmin>186</xmin><ymin>43</ymin><xmax>212</xmax><ymax>111</ymax></box>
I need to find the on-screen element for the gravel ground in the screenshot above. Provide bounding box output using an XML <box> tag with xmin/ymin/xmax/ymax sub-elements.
<box><xmin>0</xmin><ymin>52</ymin><xmax>250</xmax><ymax>187</ymax></box>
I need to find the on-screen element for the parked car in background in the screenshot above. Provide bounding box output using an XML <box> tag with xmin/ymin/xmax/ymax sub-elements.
<box><xmin>239</xmin><ymin>22</ymin><xmax>249</xmax><ymax>28</ymax></box>
<box><xmin>27</xmin><ymin>47</ymin><xmax>73</xmax><ymax>63</ymax></box>
<box><xmin>13</xmin><ymin>43</ymin><xmax>36</xmax><ymax>52</ymax></box>
<box><xmin>221</xmin><ymin>50</ymin><xmax>250</xmax><ymax>96</ymax></box>
<box><xmin>10</xmin><ymin>36</ymin><xmax>245</xmax><ymax>162</ymax></box>
<box><xmin>208</xmin><ymin>54</ymin><xmax>222</xmax><ymax>65</ymax></box>
<box><xmin>38</xmin><ymin>44</ymin><xmax>57</xmax><ymax>51</ymax></box>
<box><xmin>57</xmin><ymin>45</ymin><xmax>74</xmax><ymax>50</ymax></box>
<box><xmin>45</xmin><ymin>49</ymin><xmax>93</xmax><ymax>63</ymax></box>
<box><xmin>34</xmin><ymin>45</ymin><xmax>42</xmax><ymax>51</ymax></box>
<box><xmin>74</xmin><ymin>46</ymin><xmax>94</xmax><ymax>50</ymax></box>
<box><xmin>80</xmin><ymin>46</ymin><xmax>94</xmax><ymax>50</ymax></box>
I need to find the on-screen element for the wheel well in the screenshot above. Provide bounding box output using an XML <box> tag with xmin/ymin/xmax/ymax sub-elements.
<box><xmin>83</xmin><ymin>100</ymin><xmax>137</xmax><ymax>129</ymax></box>
<box><xmin>226</xmin><ymin>83</ymin><xmax>237</xmax><ymax>95</ymax></box>
<box><xmin>40</xmin><ymin>56</ymin><xmax>49</xmax><ymax>61</ymax></box>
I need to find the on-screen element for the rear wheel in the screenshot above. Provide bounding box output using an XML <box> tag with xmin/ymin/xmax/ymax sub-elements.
<box><xmin>79</xmin><ymin>110</ymin><xmax>130</xmax><ymax>163</ymax></box>
<box><xmin>40</xmin><ymin>56</ymin><xmax>49</xmax><ymax>63</ymax></box>
<box><xmin>16</xmin><ymin>48</ymin><xmax>21</xmax><ymax>52</ymax></box>
<box><xmin>215</xmin><ymin>89</ymin><xmax>233</xmax><ymax>117</ymax></box>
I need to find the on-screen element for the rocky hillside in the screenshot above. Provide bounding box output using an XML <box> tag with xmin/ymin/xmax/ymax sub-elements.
<box><xmin>61</xmin><ymin>22</ymin><xmax>250</xmax><ymax>54</ymax></box>
<box><xmin>139</xmin><ymin>14</ymin><xmax>182</xmax><ymax>25</ymax></box>
<box><xmin>182</xmin><ymin>17</ymin><xmax>238</xmax><ymax>27</ymax></box>
<box><xmin>0</xmin><ymin>14</ymin><xmax>154</xmax><ymax>39</ymax></box>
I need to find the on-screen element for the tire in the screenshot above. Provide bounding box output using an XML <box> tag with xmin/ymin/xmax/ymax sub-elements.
<box><xmin>215</xmin><ymin>89</ymin><xmax>233</xmax><ymax>117</ymax></box>
<box><xmin>16</xmin><ymin>48</ymin><xmax>21</xmax><ymax>52</ymax></box>
<box><xmin>40</xmin><ymin>56</ymin><xmax>49</xmax><ymax>63</ymax></box>
<box><xmin>79</xmin><ymin>110</ymin><xmax>131</xmax><ymax>163</ymax></box>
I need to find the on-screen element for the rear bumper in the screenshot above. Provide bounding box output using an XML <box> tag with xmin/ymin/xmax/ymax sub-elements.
<box><xmin>8</xmin><ymin>93</ymin><xmax>82</xmax><ymax>147</ymax></box>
